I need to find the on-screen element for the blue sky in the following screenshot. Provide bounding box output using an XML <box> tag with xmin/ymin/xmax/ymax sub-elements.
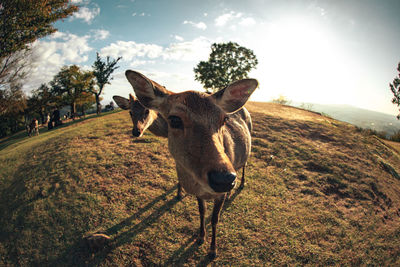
<box><xmin>25</xmin><ymin>0</ymin><xmax>400</xmax><ymax>115</ymax></box>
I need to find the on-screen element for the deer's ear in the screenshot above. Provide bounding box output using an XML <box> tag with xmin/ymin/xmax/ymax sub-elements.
<box><xmin>125</xmin><ymin>70</ymin><xmax>170</xmax><ymax>110</ymax></box>
<box><xmin>113</xmin><ymin>95</ymin><xmax>130</xmax><ymax>110</ymax></box>
<box><xmin>211</xmin><ymin>79</ymin><xmax>258</xmax><ymax>113</ymax></box>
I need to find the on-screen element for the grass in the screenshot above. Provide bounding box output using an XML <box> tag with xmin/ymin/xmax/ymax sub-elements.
<box><xmin>1</xmin><ymin>103</ymin><xmax>400</xmax><ymax>266</ymax></box>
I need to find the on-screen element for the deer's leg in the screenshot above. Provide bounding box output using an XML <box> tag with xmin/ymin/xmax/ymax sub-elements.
<box><xmin>177</xmin><ymin>182</ymin><xmax>182</xmax><ymax>200</ymax></box>
<box><xmin>196</xmin><ymin>197</ymin><xmax>206</xmax><ymax>245</ymax></box>
<box><xmin>209</xmin><ymin>194</ymin><xmax>226</xmax><ymax>259</ymax></box>
<box><xmin>239</xmin><ymin>166</ymin><xmax>246</xmax><ymax>188</ymax></box>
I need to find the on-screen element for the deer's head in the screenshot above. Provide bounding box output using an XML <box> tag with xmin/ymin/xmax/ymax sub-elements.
<box><xmin>125</xmin><ymin>70</ymin><xmax>258</xmax><ymax>194</ymax></box>
<box><xmin>113</xmin><ymin>94</ymin><xmax>157</xmax><ymax>137</ymax></box>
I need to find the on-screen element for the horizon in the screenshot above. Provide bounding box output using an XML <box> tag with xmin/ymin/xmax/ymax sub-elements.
<box><xmin>22</xmin><ymin>0</ymin><xmax>400</xmax><ymax>117</ymax></box>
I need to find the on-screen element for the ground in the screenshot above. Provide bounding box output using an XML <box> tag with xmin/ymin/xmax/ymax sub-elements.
<box><xmin>0</xmin><ymin>103</ymin><xmax>399</xmax><ymax>266</ymax></box>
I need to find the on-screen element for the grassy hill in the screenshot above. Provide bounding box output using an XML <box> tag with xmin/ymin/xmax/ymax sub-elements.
<box><xmin>0</xmin><ymin>102</ymin><xmax>399</xmax><ymax>266</ymax></box>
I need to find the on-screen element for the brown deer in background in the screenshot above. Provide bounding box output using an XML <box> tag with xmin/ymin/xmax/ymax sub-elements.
<box><xmin>125</xmin><ymin>70</ymin><xmax>258</xmax><ymax>259</ymax></box>
<box><xmin>113</xmin><ymin>94</ymin><xmax>168</xmax><ymax>138</ymax></box>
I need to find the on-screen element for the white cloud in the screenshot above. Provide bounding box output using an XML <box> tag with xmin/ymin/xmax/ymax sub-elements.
<box><xmin>129</xmin><ymin>60</ymin><xmax>155</xmax><ymax>67</ymax></box>
<box><xmin>100</xmin><ymin>37</ymin><xmax>212</xmax><ymax>63</ymax></box>
<box><xmin>163</xmin><ymin>37</ymin><xmax>211</xmax><ymax>61</ymax></box>
<box><xmin>100</xmin><ymin>41</ymin><xmax>163</xmax><ymax>61</ymax></box>
<box><xmin>133</xmin><ymin>12</ymin><xmax>149</xmax><ymax>17</ymax></box>
<box><xmin>174</xmin><ymin>35</ymin><xmax>184</xmax><ymax>41</ymax></box>
<box><xmin>239</xmin><ymin>17</ymin><xmax>256</xmax><ymax>26</ymax></box>
<box><xmin>71</xmin><ymin>5</ymin><xmax>100</xmax><ymax>24</ymax></box>
<box><xmin>36</xmin><ymin>32</ymin><xmax>92</xmax><ymax>63</ymax></box>
<box><xmin>183</xmin><ymin>20</ymin><xmax>207</xmax><ymax>30</ymax></box>
<box><xmin>215</xmin><ymin>11</ymin><xmax>242</xmax><ymax>27</ymax></box>
<box><xmin>24</xmin><ymin>32</ymin><xmax>93</xmax><ymax>91</ymax></box>
<box><xmin>91</xmin><ymin>29</ymin><xmax>110</xmax><ymax>40</ymax></box>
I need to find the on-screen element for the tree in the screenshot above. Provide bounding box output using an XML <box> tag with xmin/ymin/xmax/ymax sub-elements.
<box><xmin>0</xmin><ymin>0</ymin><xmax>78</xmax><ymax>86</ymax></box>
<box><xmin>390</xmin><ymin>62</ymin><xmax>400</xmax><ymax>120</ymax></box>
<box><xmin>0</xmin><ymin>82</ymin><xmax>26</xmax><ymax>137</ymax></box>
<box><xmin>0</xmin><ymin>82</ymin><xmax>26</xmax><ymax>115</ymax></box>
<box><xmin>27</xmin><ymin>84</ymin><xmax>55</xmax><ymax>124</ymax></box>
<box><xmin>0</xmin><ymin>0</ymin><xmax>78</xmax><ymax>59</ymax></box>
<box><xmin>50</xmin><ymin>65</ymin><xmax>95</xmax><ymax>115</ymax></box>
<box><xmin>272</xmin><ymin>95</ymin><xmax>291</xmax><ymax>105</ymax></box>
<box><xmin>91</xmin><ymin>52</ymin><xmax>121</xmax><ymax>114</ymax></box>
<box><xmin>76</xmin><ymin>91</ymin><xmax>96</xmax><ymax>116</ymax></box>
<box><xmin>194</xmin><ymin>42</ymin><xmax>258</xmax><ymax>93</ymax></box>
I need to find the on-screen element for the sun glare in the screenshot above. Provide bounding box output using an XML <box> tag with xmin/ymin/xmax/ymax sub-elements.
<box><xmin>251</xmin><ymin>16</ymin><xmax>355</xmax><ymax>105</ymax></box>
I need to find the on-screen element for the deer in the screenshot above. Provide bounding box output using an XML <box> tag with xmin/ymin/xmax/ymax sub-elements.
<box><xmin>125</xmin><ymin>70</ymin><xmax>258</xmax><ymax>259</ymax></box>
<box><xmin>112</xmin><ymin>94</ymin><xmax>168</xmax><ymax>138</ymax></box>
<box><xmin>112</xmin><ymin>93</ymin><xmax>183</xmax><ymax>199</ymax></box>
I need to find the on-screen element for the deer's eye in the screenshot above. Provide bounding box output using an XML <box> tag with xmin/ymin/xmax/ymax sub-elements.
<box><xmin>168</xmin><ymin>116</ymin><xmax>183</xmax><ymax>129</ymax></box>
<box><xmin>223</xmin><ymin>116</ymin><xmax>229</xmax><ymax>124</ymax></box>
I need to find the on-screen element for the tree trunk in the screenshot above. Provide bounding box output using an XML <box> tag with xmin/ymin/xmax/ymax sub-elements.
<box><xmin>39</xmin><ymin>110</ymin><xmax>44</xmax><ymax>125</ymax></box>
<box><xmin>71</xmin><ymin>102</ymin><xmax>76</xmax><ymax>115</ymax></box>
<box><xmin>96</xmin><ymin>94</ymin><xmax>101</xmax><ymax>115</ymax></box>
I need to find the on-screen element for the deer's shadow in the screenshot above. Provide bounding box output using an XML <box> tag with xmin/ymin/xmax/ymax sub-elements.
<box><xmin>50</xmin><ymin>185</ymin><xmax>179</xmax><ymax>266</ymax></box>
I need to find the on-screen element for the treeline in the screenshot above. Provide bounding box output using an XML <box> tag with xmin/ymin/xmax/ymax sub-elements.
<box><xmin>0</xmin><ymin>53</ymin><xmax>121</xmax><ymax>137</ymax></box>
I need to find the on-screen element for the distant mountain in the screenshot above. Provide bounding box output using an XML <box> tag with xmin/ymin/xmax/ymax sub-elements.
<box><xmin>292</xmin><ymin>103</ymin><xmax>400</xmax><ymax>137</ymax></box>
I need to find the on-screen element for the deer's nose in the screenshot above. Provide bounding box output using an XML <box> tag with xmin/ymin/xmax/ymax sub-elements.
<box><xmin>208</xmin><ymin>171</ymin><xmax>236</xmax><ymax>193</ymax></box>
<box><xmin>132</xmin><ymin>128</ymin><xmax>141</xmax><ymax>137</ymax></box>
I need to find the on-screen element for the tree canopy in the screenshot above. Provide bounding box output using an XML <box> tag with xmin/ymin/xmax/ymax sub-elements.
<box><xmin>50</xmin><ymin>65</ymin><xmax>94</xmax><ymax>115</ymax></box>
<box><xmin>0</xmin><ymin>0</ymin><xmax>78</xmax><ymax>59</ymax></box>
<box><xmin>194</xmin><ymin>42</ymin><xmax>258</xmax><ymax>93</ymax></box>
<box><xmin>390</xmin><ymin>62</ymin><xmax>400</xmax><ymax>120</ymax></box>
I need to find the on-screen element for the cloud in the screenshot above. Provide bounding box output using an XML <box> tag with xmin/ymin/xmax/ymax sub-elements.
<box><xmin>133</xmin><ymin>12</ymin><xmax>149</xmax><ymax>17</ymax></box>
<box><xmin>163</xmin><ymin>37</ymin><xmax>211</xmax><ymax>61</ymax></box>
<box><xmin>100</xmin><ymin>37</ymin><xmax>211</xmax><ymax>63</ymax></box>
<box><xmin>215</xmin><ymin>11</ymin><xmax>242</xmax><ymax>27</ymax></box>
<box><xmin>129</xmin><ymin>60</ymin><xmax>155</xmax><ymax>67</ymax></box>
<box><xmin>174</xmin><ymin>35</ymin><xmax>184</xmax><ymax>41</ymax></box>
<box><xmin>24</xmin><ymin>32</ymin><xmax>93</xmax><ymax>91</ymax></box>
<box><xmin>71</xmin><ymin>5</ymin><xmax>100</xmax><ymax>24</ymax></box>
<box><xmin>239</xmin><ymin>17</ymin><xmax>256</xmax><ymax>26</ymax></box>
<box><xmin>183</xmin><ymin>20</ymin><xmax>207</xmax><ymax>30</ymax></box>
<box><xmin>100</xmin><ymin>41</ymin><xmax>163</xmax><ymax>61</ymax></box>
<box><xmin>91</xmin><ymin>29</ymin><xmax>110</xmax><ymax>40</ymax></box>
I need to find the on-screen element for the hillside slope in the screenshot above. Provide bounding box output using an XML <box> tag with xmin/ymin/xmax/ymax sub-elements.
<box><xmin>0</xmin><ymin>103</ymin><xmax>399</xmax><ymax>266</ymax></box>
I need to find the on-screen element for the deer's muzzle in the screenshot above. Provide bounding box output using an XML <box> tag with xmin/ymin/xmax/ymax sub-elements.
<box><xmin>208</xmin><ymin>171</ymin><xmax>236</xmax><ymax>193</ymax></box>
<box><xmin>132</xmin><ymin>128</ymin><xmax>141</xmax><ymax>137</ymax></box>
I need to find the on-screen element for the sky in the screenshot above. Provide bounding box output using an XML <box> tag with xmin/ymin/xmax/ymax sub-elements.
<box><xmin>24</xmin><ymin>0</ymin><xmax>400</xmax><ymax>116</ymax></box>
